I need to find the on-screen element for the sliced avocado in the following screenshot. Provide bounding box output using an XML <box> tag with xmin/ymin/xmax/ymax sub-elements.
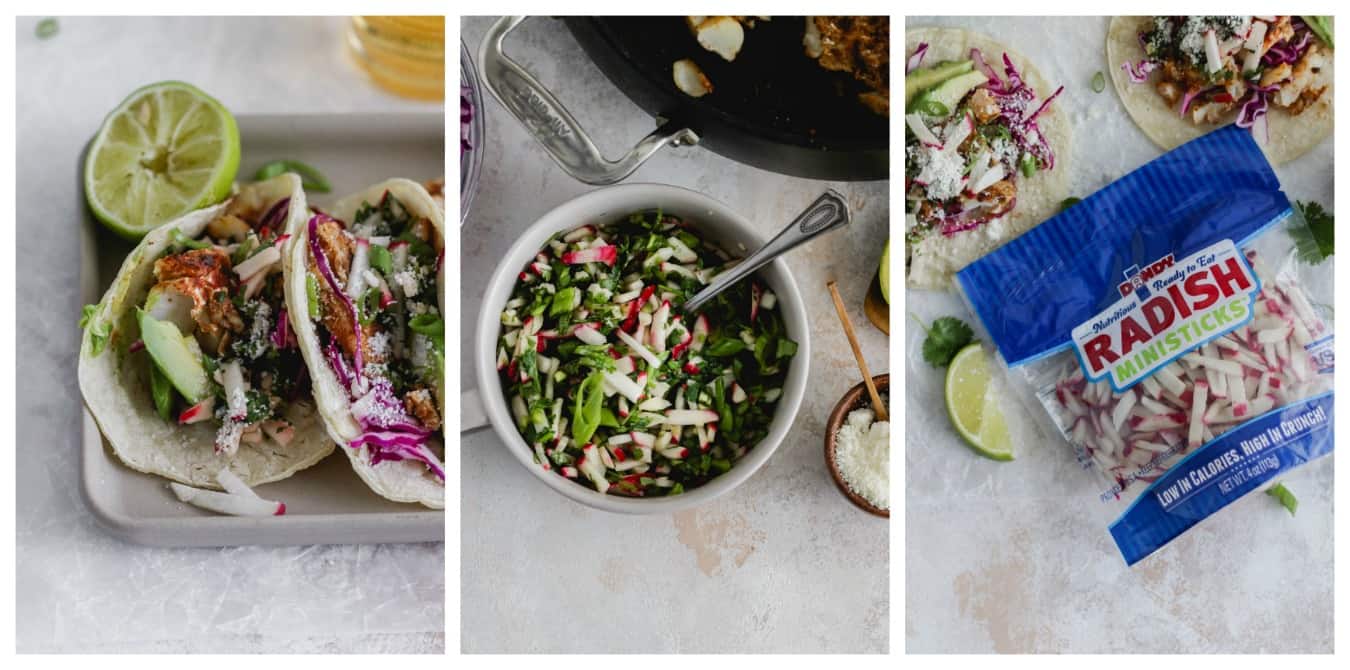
<box><xmin>905</xmin><ymin>59</ymin><xmax>975</xmax><ymax>106</ymax></box>
<box><xmin>138</xmin><ymin>309</ymin><xmax>209</xmax><ymax>404</ymax></box>
<box><xmin>907</xmin><ymin>69</ymin><xmax>989</xmax><ymax>117</ymax></box>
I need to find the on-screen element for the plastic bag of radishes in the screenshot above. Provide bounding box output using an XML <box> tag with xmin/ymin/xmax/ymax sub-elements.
<box><xmin>957</xmin><ymin>126</ymin><xmax>1334</xmax><ymax>565</ymax></box>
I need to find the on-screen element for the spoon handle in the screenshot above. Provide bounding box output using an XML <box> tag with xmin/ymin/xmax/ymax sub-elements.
<box><xmin>683</xmin><ymin>189</ymin><xmax>851</xmax><ymax>315</ymax></box>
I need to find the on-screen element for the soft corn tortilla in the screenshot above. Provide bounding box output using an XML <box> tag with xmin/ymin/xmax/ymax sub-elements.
<box><xmin>285</xmin><ymin>179</ymin><xmax>445</xmax><ymax>509</ymax></box>
<box><xmin>905</xmin><ymin>27</ymin><xmax>1073</xmax><ymax>290</ymax></box>
<box><xmin>78</xmin><ymin>174</ymin><xmax>334</xmax><ymax>489</ymax></box>
<box><xmin>1107</xmin><ymin>16</ymin><xmax>1334</xmax><ymax>165</ymax></box>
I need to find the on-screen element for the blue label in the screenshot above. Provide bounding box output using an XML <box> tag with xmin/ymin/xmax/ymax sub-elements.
<box><xmin>1068</xmin><ymin>240</ymin><xmax>1261</xmax><ymax>393</ymax></box>
<box><xmin>1110</xmin><ymin>393</ymin><xmax>1334</xmax><ymax>565</ymax></box>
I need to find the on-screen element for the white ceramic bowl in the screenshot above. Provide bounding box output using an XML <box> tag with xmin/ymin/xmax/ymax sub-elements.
<box><xmin>474</xmin><ymin>183</ymin><xmax>810</xmax><ymax>513</ymax></box>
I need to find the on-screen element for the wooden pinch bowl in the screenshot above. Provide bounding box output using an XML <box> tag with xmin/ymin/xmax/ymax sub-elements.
<box><xmin>824</xmin><ymin>374</ymin><xmax>889</xmax><ymax>518</ymax></box>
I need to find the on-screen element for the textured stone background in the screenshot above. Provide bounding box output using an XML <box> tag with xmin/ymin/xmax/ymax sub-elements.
<box><xmin>460</xmin><ymin>16</ymin><xmax>889</xmax><ymax>654</ymax></box>
<box><xmin>905</xmin><ymin>16</ymin><xmax>1334</xmax><ymax>654</ymax></box>
<box><xmin>15</xmin><ymin>16</ymin><xmax>443</xmax><ymax>653</ymax></box>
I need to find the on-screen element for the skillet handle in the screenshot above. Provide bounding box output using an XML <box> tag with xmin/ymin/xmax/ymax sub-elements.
<box><xmin>478</xmin><ymin>16</ymin><xmax>700</xmax><ymax>185</ymax></box>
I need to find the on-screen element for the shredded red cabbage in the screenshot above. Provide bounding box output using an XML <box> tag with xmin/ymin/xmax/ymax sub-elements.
<box><xmin>1235</xmin><ymin>84</ymin><xmax>1277</xmax><ymax>143</ymax></box>
<box><xmin>307</xmin><ymin>214</ymin><xmax>364</xmax><ymax>376</ymax></box>
<box><xmin>906</xmin><ymin>42</ymin><xmax>929</xmax><ymax>74</ymax></box>
<box><xmin>1263</xmin><ymin>26</ymin><xmax>1312</xmax><ymax>66</ymax></box>
<box><xmin>1000</xmin><ymin>53</ymin><xmax>1025</xmax><ymax>93</ymax></box>
<box><xmin>1179</xmin><ymin>86</ymin><xmax>1215</xmax><ymax>117</ymax></box>
<box><xmin>1122</xmin><ymin>59</ymin><xmax>1158</xmax><ymax>83</ymax></box>
<box><xmin>258</xmin><ymin>197</ymin><xmax>290</xmax><ymax>235</ymax></box>
<box><xmin>973</xmin><ymin>49</ymin><xmax>1063</xmax><ymax>171</ymax></box>
<box><xmin>351</xmin><ymin>431</ymin><xmax>446</xmax><ymax>481</ymax></box>
<box><xmin>971</xmin><ymin>47</ymin><xmax>1003</xmax><ymax>93</ymax></box>
<box><xmin>352</xmin><ymin>378</ymin><xmax>431</xmax><ymax>436</ymax></box>
<box><xmin>940</xmin><ymin>214</ymin><xmax>991</xmax><ymax>237</ymax></box>
<box><xmin>272</xmin><ymin>307</ymin><xmax>290</xmax><ymax>350</ymax></box>
<box><xmin>324</xmin><ymin>339</ymin><xmax>355</xmax><ymax>390</ymax></box>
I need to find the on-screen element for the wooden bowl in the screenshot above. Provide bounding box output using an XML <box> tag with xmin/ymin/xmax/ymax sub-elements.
<box><xmin>824</xmin><ymin>374</ymin><xmax>889</xmax><ymax>518</ymax></box>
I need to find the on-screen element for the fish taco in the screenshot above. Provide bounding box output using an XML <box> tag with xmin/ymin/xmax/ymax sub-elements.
<box><xmin>285</xmin><ymin>179</ymin><xmax>446</xmax><ymax>509</ymax></box>
<box><xmin>1108</xmin><ymin>16</ymin><xmax>1333</xmax><ymax>164</ymax></box>
<box><xmin>904</xmin><ymin>28</ymin><xmax>1072</xmax><ymax>289</ymax></box>
<box><xmin>78</xmin><ymin>174</ymin><xmax>334</xmax><ymax>488</ymax></box>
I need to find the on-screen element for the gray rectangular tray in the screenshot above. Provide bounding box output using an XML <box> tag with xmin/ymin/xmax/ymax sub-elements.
<box><xmin>80</xmin><ymin>112</ymin><xmax>445</xmax><ymax>546</ymax></box>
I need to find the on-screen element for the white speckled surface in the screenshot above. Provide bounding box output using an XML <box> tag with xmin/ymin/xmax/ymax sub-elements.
<box><xmin>460</xmin><ymin>16</ymin><xmax>888</xmax><ymax>653</ymax></box>
<box><xmin>905</xmin><ymin>17</ymin><xmax>1333</xmax><ymax>653</ymax></box>
<box><xmin>16</xmin><ymin>16</ymin><xmax>443</xmax><ymax>653</ymax></box>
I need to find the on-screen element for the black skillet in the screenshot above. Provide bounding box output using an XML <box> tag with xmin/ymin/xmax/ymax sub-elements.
<box><xmin>478</xmin><ymin>16</ymin><xmax>888</xmax><ymax>184</ymax></box>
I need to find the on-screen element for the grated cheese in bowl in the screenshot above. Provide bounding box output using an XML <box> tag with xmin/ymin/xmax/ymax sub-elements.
<box><xmin>834</xmin><ymin>407</ymin><xmax>889</xmax><ymax>510</ymax></box>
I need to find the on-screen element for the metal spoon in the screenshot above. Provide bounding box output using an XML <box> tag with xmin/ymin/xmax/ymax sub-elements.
<box><xmin>682</xmin><ymin>190</ymin><xmax>851</xmax><ymax>315</ymax></box>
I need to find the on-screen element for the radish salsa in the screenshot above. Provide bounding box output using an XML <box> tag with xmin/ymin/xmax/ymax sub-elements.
<box><xmin>497</xmin><ymin>211</ymin><xmax>797</xmax><ymax>496</ymax></box>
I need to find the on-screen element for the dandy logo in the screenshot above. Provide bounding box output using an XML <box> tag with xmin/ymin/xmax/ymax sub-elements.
<box><xmin>1118</xmin><ymin>254</ymin><xmax>1175</xmax><ymax>299</ymax></box>
<box><xmin>1071</xmin><ymin>241</ymin><xmax>1260</xmax><ymax>391</ymax></box>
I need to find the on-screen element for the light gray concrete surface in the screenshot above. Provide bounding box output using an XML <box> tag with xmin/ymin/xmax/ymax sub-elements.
<box><xmin>460</xmin><ymin>16</ymin><xmax>889</xmax><ymax>653</ymax></box>
<box><xmin>16</xmin><ymin>16</ymin><xmax>443</xmax><ymax>653</ymax></box>
<box><xmin>905</xmin><ymin>16</ymin><xmax>1334</xmax><ymax>653</ymax></box>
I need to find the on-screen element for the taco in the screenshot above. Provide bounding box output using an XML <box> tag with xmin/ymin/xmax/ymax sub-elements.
<box><xmin>904</xmin><ymin>28</ymin><xmax>1072</xmax><ymax>290</ymax></box>
<box><xmin>1108</xmin><ymin>16</ymin><xmax>1333</xmax><ymax>165</ymax></box>
<box><xmin>78</xmin><ymin>174</ymin><xmax>334</xmax><ymax>489</ymax></box>
<box><xmin>285</xmin><ymin>179</ymin><xmax>445</xmax><ymax>509</ymax></box>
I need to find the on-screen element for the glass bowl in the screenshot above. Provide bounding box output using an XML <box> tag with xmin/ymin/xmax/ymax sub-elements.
<box><xmin>460</xmin><ymin>39</ymin><xmax>486</xmax><ymax>225</ymax></box>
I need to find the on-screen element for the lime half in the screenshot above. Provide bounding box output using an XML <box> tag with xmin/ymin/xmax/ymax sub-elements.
<box><xmin>945</xmin><ymin>342</ymin><xmax>1014</xmax><ymax>461</ymax></box>
<box><xmin>84</xmin><ymin>81</ymin><xmax>240</xmax><ymax>240</ymax></box>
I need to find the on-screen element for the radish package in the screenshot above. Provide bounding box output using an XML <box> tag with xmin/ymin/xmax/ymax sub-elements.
<box><xmin>957</xmin><ymin>126</ymin><xmax>1334</xmax><ymax>565</ymax></box>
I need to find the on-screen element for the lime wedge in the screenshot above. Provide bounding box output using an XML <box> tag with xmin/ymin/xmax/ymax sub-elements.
<box><xmin>878</xmin><ymin>239</ymin><xmax>890</xmax><ymax>304</ymax></box>
<box><xmin>945</xmin><ymin>342</ymin><xmax>1014</xmax><ymax>461</ymax></box>
<box><xmin>84</xmin><ymin>81</ymin><xmax>240</xmax><ymax>240</ymax></box>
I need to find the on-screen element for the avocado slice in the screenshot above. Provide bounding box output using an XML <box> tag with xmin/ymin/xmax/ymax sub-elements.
<box><xmin>138</xmin><ymin>309</ymin><xmax>209</xmax><ymax>404</ymax></box>
<box><xmin>904</xmin><ymin>59</ymin><xmax>975</xmax><ymax>107</ymax></box>
<box><xmin>907</xmin><ymin>69</ymin><xmax>989</xmax><ymax>117</ymax></box>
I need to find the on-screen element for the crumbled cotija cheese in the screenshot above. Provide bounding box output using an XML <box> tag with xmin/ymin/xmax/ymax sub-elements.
<box><xmin>834</xmin><ymin>407</ymin><xmax>889</xmax><ymax>509</ymax></box>
<box><xmin>920</xmin><ymin>143</ymin><xmax>965</xmax><ymax>201</ymax></box>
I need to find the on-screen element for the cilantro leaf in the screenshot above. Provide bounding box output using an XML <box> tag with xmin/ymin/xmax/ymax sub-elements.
<box><xmin>920</xmin><ymin>316</ymin><xmax>974</xmax><ymax>368</ymax></box>
<box><xmin>1292</xmin><ymin>200</ymin><xmax>1333</xmax><ymax>265</ymax></box>
<box><xmin>1267</xmin><ymin>482</ymin><xmax>1298</xmax><ymax>516</ymax></box>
